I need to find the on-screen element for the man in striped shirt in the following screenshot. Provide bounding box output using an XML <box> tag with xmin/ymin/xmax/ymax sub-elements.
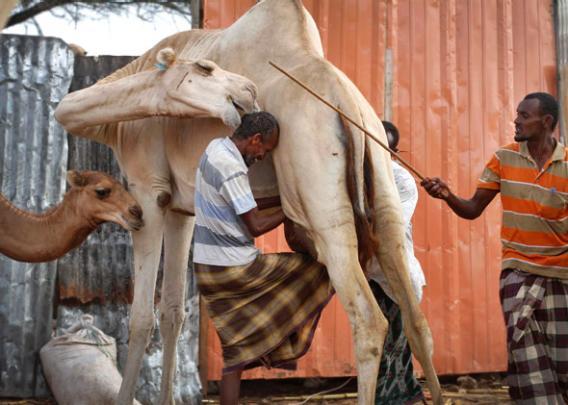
<box><xmin>421</xmin><ymin>92</ymin><xmax>567</xmax><ymax>404</ymax></box>
<box><xmin>193</xmin><ymin>112</ymin><xmax>332</xmax><ymax>405</ymax></box>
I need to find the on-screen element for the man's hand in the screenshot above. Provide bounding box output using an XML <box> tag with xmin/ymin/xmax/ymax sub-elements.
<box><xmin>420</xmin><ymin>176</ymin><xmax>498</xmax><ymax>220</ymax></box>
<box><xmin>421</xmin><ymin>177</ymin><xmax>450</xmax><ymax>199</ymax></box>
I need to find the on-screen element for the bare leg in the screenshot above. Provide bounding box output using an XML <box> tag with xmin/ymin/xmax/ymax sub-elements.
<box><xmin>116</xmin><ymin>192</ymin><xmax>165</xmax><ymax>405</ymax></box>
<box><xmin>158</xmin><ymin>212</ymin><xmax>196</xmax><ymax>404</ymax></box>
<box><xmin>220</xmin><ymin>369</ymin><xmax>243</xmax><ymax>405</ymax></box>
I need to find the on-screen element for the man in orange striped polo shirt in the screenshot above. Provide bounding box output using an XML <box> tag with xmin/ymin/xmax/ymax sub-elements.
<box><xmin>421</xmin><ymin>92</ymin><xmax>567</xmax><ymax>404</ymax></box>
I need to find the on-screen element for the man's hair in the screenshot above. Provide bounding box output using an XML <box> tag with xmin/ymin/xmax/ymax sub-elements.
<box><xmin>382</xmin><ymin>120</ymin><xmax>400</xmax><ymax>151</ymax></box>
<box><xmin>233</xmin><ymin>112</ymin><xmax>279</xmax><ymax>142</ymax></box>
<box><xmin>524</xmin><ymin>92</ymin><xmax>559</xmax><ymax>130</ymax></box>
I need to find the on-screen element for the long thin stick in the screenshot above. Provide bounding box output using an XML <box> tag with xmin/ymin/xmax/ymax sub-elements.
<box><xmin>269</xmin><ymin>61</ymin><xmax>426</xmax><ymax>181</ymax></box>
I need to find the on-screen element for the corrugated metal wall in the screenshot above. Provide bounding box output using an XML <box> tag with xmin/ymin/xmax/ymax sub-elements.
<box><xmin>203</xmin><ymin>0</ymin><xmax>557</xmax><ymax>380</ymax></box>
<box><xmin>0</xmin><ymin>34</ymin><xmax>74</xmax><ymax>397</ymax></box>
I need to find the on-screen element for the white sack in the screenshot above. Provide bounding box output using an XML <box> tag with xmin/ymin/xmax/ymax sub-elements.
<box><xmin>40</xmin><ymin>314</ymin><xmax>141</xmax><ymax>405</ymax></box>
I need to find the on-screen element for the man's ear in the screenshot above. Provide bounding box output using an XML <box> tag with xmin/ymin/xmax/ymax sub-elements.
<box><xmin>250</xmin><ymin>133</ymin><xmax>263</xmax><ymax>145</ymax></box>
<box><xmin>543</xmin><ymin>114</ymin><xmax>554</xmax><ymax>130</ymax></box>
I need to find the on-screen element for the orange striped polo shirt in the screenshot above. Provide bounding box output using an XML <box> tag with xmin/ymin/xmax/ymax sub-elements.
<box><xmin>478</xmin><ymin>141</ymin><xmax>568</xmax><ymax>279</ymax></box>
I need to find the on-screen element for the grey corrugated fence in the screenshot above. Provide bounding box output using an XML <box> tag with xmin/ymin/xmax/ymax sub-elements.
<box><xmin>0</xmin><ymin>34</ymin><xmax>73</xmax><ymax>398</ymax></box>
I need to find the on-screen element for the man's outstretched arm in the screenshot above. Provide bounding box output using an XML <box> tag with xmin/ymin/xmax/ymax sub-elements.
<box><xmin>421</xmin><ymin>177</ymin><xmax>498</xmax><ymax>219</ymax></box>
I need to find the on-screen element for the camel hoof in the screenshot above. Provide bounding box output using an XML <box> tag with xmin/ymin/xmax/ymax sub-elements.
<box><xmin>157</xmin><ymin>192</ymin><xmax>171</xmax><ymax>208</ymax></box>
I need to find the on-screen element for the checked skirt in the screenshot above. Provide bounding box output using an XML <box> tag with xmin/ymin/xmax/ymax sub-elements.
<box><xmin>195</xmin><ymin>253</ymin><xmax>333</xmax><ymax>374</ymax></box>
<box><xmin>500</xmin><ymin>268</ymin><xmax>568</xmax><ymax>404</ymax></box>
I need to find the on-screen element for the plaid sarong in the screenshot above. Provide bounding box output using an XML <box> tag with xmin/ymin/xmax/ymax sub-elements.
<box><xmin>370</xmin><ymin>281</ymin><xmax>424</xmax><ymax>405</ymax></box>
<box><xmin>500</xmin><ymin>268</ymin><xmax>568</xmax><ymax>404</ymax></box>
<box><xmin>195</xmin><ymin>253</ymin><xmax>333</xmax><ymax>373</ymax></box>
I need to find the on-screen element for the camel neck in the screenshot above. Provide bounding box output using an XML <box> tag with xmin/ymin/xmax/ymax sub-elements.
<box><xmin>0</xmin><ymin>191</ymin><xmax>96</xmax><ymax>263</ymax></box>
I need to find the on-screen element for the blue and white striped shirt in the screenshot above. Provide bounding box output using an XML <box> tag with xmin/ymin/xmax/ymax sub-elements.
<box><xmin>193</xmin><ymin>137</ymin><xmax>259</xmax><ymax>266</ymax></box>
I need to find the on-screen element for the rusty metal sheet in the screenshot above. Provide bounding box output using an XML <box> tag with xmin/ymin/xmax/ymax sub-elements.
<box><xmin>203</xmin><ymin>0</ymin><xmax>557</xmax><ymax>380</ymax></box>
<box><xmin>0</xmin><ymin>34</ymin><xmax>74</xmax><ymax>397</ymax></box>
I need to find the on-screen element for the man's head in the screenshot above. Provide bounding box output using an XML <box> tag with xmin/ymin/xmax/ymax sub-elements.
<box><xmin>514</xmin><ymin>92</ymin><xmax>558</xmax><ymax>142</ymax></box>
<box><xmin>382</xmin><ymin>120</ymin><xmax>400</xmax><ymax>152</ymax></box>
<box><xmin>232</xmin><ymin>112</ymin><xmax>280</xmax><ymax>167</ymax></box>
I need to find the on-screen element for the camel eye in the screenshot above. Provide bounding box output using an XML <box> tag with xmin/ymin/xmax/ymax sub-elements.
<box><xmin>195</xmin><ymin>60</ymin><xmax>215</xmax><ymax>75</ymax></box>
<box><xmin>95</xmin><ymin>188</ymin><xmax>111</xmax><ymax>199</ymax></box>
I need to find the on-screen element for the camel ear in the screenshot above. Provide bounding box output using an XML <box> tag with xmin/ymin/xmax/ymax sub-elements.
<box><xmin>195</xmin><ymin>60</ymin><xmax>216</xmax><ymax>75</ymax></box>
<box><xmin>66</xmin><ymin>170</ymin><xmax>87</xmax><ymax>187</ymax></box>
<box><xmin>156</xmin><ymin>47</ymin><xmax>176</xmax><ymax>70</ymax></box>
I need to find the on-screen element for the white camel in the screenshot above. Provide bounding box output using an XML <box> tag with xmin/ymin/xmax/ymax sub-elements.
<box><xmin>55</xmin><ymin>1</ymin><xmax>443</xmax><ymax>404</ymax></box>
<box><xmin>55</xmin><ymin>47</ymin><xmax>260</xmax><ymax>404</ymax></box>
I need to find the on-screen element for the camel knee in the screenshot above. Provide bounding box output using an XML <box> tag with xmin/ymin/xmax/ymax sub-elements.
<box><xmin>160</xmin><ymin>305</ymin><xmax>186</xmax><ymax>331</ymax></box>
<box><xmin>129</xmin><ymin>312</ymin><xmax>156</xmax><ymax>342</ymax></box>
<box><xmin>404</xmin><ymin>316</ymin><xmax>434</xmax><ymax>357</ymax></box>
<box><xmin>349</xmin><ymin>303</ymin><xmax>387</xmax><ymax>365</ymax></box>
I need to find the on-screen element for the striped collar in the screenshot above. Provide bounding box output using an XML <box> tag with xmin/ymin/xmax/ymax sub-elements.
<box><xmin>518</xmin><ymin>139</ymin><xmax>566</xmax><ymax>164</ymax></box>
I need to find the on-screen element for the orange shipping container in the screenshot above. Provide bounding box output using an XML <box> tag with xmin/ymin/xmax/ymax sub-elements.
<box><xmin>202</xmin><ymin>0</ymin><xmax>557</xmax><ymax>380</ymax></box>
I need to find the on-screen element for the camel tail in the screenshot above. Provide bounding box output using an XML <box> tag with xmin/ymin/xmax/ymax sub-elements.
<box><xmin>338</xmin><ymin>101</ymin><xmax>379</xmax><ymax>271</ymax></box>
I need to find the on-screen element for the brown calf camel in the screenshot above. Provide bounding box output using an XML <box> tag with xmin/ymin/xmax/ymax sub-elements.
<box><xmin>55</xmin><ymin>1</ymin><xmax>443</xmax><ymax>403</ymax></box>
<box><xmin>0</xmin><ymin>170</ymin><xmax>143</xmax><ymax>263</ymax></box>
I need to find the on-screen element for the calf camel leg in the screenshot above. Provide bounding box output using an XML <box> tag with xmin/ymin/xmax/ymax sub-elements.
<box><xmin>314</xmin><ymin>224</ymin><xmax>388</xmax><ymax>405</ymax></box>
<box><xmin>117</xmin><ymin>191</ymin><xmax>165</xmax><ymax>405</ymax></box>
<box><xmin>158</xmin><ymin>212</ymin><xmax>196</xmax><ymax>404</ymax></box>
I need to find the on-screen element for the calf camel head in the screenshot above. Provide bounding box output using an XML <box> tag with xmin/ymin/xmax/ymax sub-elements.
<box><xmin>153</xmin><ymin>48</ymin><xmax>259</xmax><ymax>127</ymax></box>
<box><xmin>66</xmin><ymin>170</ymin><xmax>144</xmax><ymax>232</ymax></box>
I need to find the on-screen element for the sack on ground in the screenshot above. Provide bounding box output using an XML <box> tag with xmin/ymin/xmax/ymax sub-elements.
<box><xmin>40</xmin><ymin>314</ymin><xmax>141</xmax><ymax>405</ymax></box>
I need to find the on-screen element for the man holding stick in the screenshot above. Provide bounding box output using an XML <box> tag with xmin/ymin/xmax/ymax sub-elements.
<box><xmin>421</xmin><ymin>92</ymin><xmax>568</xmax><ymax>403</ymax></box>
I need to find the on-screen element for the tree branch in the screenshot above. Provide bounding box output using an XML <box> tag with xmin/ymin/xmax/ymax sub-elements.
<box><xmin>6</xmin><ymin>0</ymin><xmax>192</xmax><ymax>28</ymax></box>
<box><xmin>6</xmin><ymin>0</ymin><xmax>65</xmax><ymax>27</ymax></box>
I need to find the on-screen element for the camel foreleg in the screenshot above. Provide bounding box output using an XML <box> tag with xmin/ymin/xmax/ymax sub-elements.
<box><xmin>116</xmin><ymin>193</ymin><xmax>165</xmax><ymax>405</ymax></box>
<box><xmin>158</xmin><ymin>212</ymin><xmax>196</xmax><ymax>404</ymax></box>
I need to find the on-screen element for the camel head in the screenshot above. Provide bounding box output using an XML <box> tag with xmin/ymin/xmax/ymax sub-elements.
<box><xmin>66</xmin><ymin>170</ymin><xmax>144</xmax><ymax>232</ymax></box>
<box><xmin>154</xmin><ymin>48</ymin><xmax>259</xmax><ymax>128</ymax></box>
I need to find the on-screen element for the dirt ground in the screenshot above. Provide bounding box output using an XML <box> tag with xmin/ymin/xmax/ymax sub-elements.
<box><xmin>1</xmin><ymin>374</ymin><xmax>512</xmax><ymax>404</ymax></box>
<box><xmin>201</xmin><ymin>374</ymin><xmax>513</xmax><ymax>404</ymax></box>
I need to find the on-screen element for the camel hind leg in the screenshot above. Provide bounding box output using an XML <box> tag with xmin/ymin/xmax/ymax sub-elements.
<box><xmin>371</xmin><ymin>163</ymin><xmax>443</xmax><ymax>405</ymax></box>
<box><xmin>314</xmin><ymin>224</ymin><xmax>388</xmax><ymax>405</ymax></box>
<box><xmin>158</xmin><ymin>211</ymin><xmax>196</xmax><ymax>404</ymax></box>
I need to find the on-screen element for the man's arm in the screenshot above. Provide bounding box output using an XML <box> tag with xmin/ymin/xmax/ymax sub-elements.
<box><xmin>255</xmin><ymin>196</ymin><xmax>281</xmax><ymax>210</ymax></box>
<box><xmin>240</xmin><ymin>207</ymin><xmax>285</xmax><ymax>237</ymax></box>
<box><xmin>421</xmin><ymin>177</ymin><xmax>498</xmax><ymax>219</ymax></box>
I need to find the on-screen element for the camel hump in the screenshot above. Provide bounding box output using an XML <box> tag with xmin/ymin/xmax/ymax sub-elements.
<box><xmin>97</xmin><ymin>31</ymin><xmax>195</xmax><ymax>84</ymax></box>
